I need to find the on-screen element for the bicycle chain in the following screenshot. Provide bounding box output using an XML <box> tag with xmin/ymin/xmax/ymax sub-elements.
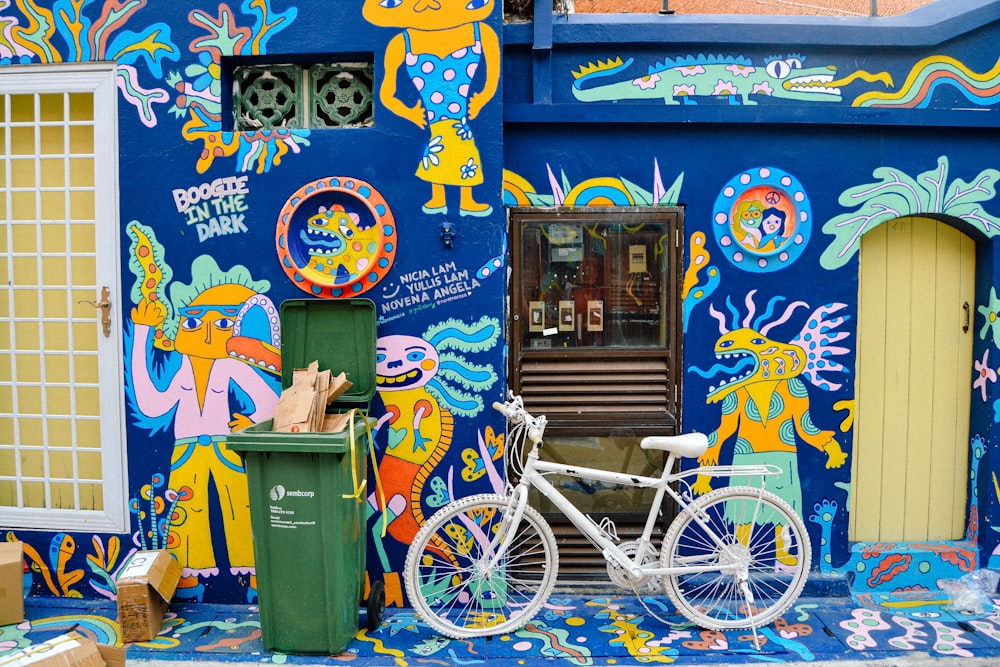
<box><xmin>633</xmin><ymin>585</ymin><xmax>678</xmax><ymax>627</ymax></box>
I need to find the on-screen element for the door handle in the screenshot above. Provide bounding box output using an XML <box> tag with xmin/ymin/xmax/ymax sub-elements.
<box><xmin>963</xmin><ymin>301</ymin><xmax>970</xmax><ymax>333</ymax></box>
<box><xmin>80</xmin><ymin>286</ymin><xmax>111</xmax><ymax>337</ymax></box>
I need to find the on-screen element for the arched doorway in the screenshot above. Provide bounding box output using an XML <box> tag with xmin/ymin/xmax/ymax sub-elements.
<box><xmin>850</xmin><ymin>216</ymin><xmax>974</xmax><ymax>541</ymax></box>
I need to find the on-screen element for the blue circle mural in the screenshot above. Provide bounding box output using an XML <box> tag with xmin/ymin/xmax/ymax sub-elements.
<box><xmin>712</xmin><ymin>167</ymin><xmax>811</xmax><ymax>272</ymax></box>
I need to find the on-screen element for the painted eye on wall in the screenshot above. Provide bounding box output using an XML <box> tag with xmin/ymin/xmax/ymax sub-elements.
<box><xmin>466</xmin><ymin>0</ymin><xmax>490</xmax><ymax>9</ymax></box>
<box><xmin>751</xmin><ymin>338</ymin><xmax>766</xmax><ymax>345</ymax></box>
<box><xmin>379</xmin><ymin>0</ymin><xmax>403</xmax><ymax>7</ymax></box>
<box><xmin>376</xmin><ymin>352</ymin><xmax>387</xmax><ymax>363</ymax></box>
<box><xmin>407</xmin><ymin>350</ymin><xmax>426</xmax><ymax>362</ymax></box>
<box><xmin>181</xmin><ymin>317</ymin><xmax>203</xmax><ymax>331</ymax></box>
<box><xmin>215</xmin><ymin>318</ymin><xmax>235</xmax><ymax>331</ymax></box>
<box><xmin>765</xmin><ymin>60</ymin><xmax>791</xmax><ymax>79</ymax></box>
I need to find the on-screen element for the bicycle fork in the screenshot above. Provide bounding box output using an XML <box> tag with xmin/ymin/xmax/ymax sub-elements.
<box><xmin>483</xmin><ymin>485</ymin><xmax>531</xmax><ymax>571</ymax></box>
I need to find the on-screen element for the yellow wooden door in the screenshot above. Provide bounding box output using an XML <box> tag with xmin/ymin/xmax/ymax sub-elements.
<box><xmin>0</xmin><ymin>65</ymin><xmax>127</xmax><ymax>532</ymax></box>
<box><xmin>851</xmin><ymin>216</ymin><xmax>974</xmax><ymax>542</ymax></box>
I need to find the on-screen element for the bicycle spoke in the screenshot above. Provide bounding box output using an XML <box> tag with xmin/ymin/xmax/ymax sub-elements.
<box><xmin>663</xmin><ymin>486</ymin><xmax>810</xmax><ymax>630</ymax></box>
<box><xmin>405</xmin><ymin>494</ymin><xmax>558</xmax><ymax>638</ymax></box>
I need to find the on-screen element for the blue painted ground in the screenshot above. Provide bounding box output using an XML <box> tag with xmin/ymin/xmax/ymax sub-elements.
<box><xmin>5</xmin><ymin>593</ymin><xmax>1000</xmax><ymax>665</ymax></box>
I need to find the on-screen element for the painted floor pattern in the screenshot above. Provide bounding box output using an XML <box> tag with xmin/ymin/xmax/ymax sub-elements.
<box><xmin>6</xmin><ymin>593</ymin><xmax>1000</xmax><ymax>665</ymax></box>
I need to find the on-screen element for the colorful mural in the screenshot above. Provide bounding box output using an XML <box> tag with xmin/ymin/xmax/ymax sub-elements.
<box><xmin>370</xmin><ymin>316</ymin><xmax>501</xmax><ymax>605</ymax></box>
<box><xmin>571</xmin><ymin>54</ymin><xmax>892</xmax><ymax>105</ymax></box>
<box><xmin>680</xmin><ymin>231</ymin><xmax>720</xmax><ymax>332</ymax></box>
<box><xmin>275</xmin><ymin>177</ymin><xmax>397</xmax><ymax>298</ymax></box>
<box><xmin>363</xmin><ymin>0</ymin><xmax>499</xmax><ymax>217</ymax></box>
<box><xmin>0</xmin><ymin>0</ymin><xmax>180</xmax><ymax>122</ymax></box>
<box><xmin>173</xmin><ymin>1</ymin><xmax>306</xmax><ymax>173</ymax></box>
<box><xmin>712</xmin><ymin>166</ymin><xmax>812</xmax><ymax>272</ymax></box>
<box><xmin>820</xmin><ymin>155</ymin><xmax>1000</xmax><ymax>269</ymax></box>
<box><xmin>688</xmin><ymin>292</ymin><xmax>850</xmax><ymax>553</ymax></box>
<box><xmin>0</xmin><ymin>0</ymin><xmax>305</xmax><ymax>173</ymax></box>
<box><xmin>1</xmin><ymin>0</ymin><xmax>1000</xmax><ymax>625</ymax></box>
<box><xmin>125</xmin><ymin>238</ymin><xmax>281</xmax><ymax>602</ymax></box>
<box><xmin>502</xmin><ymin>161</ymin><xmax>683</xmax><ymax>208</ymax></box>
<box><xmin>854</xmin><ymin>54</ymin><xmax>1000</xmax><ymax>108</ymax></box>
<box><xmin>10</xmin><ymin>592</ymin><xmax>1000</xmax><ymax>661</ymax></box>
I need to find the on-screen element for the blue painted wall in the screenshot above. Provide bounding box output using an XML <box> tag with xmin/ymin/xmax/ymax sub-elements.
<box><xmin>3</xmin><ymin>0</ymin><xmax>1000</xmax><ymax>607</ymax></box>
<box><xmin>502</xmin><ymin>0</ymin><xmax>1000</xmax><ymax>593</ymax></box>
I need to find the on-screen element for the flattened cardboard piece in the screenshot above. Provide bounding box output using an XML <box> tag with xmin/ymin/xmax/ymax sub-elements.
<box><xmin>0</xmin><ymin>541</ymin><xmax>24</xmax><ymax>626</ymax></box>
<box><xmin>321</xmin><ymin>412</ymin><xmax>354</xmax><ymax>433</ymax></box>
<box><xmin>326</xmin><ymin>372</ymin><xmax>353</xmax><ymax>405</ymax></box>
<box><xmin>95</xmin><ymin>644</ymin><xmax>127</xmax><ymax>667</ymax></box>
<box><xmin>273</xmin><ymin>361</ymin><xmax>320</xmax><ymax>432</ymax></box>
<box><xmin>0</xmin><ymin>631</ymin><xmax>123</xmax><ymax>667</ymax></box>
<box><xmin>313</xmin><ymin>369</ymin><xmax>332</xmax><ymax>431</ymax></box>
<box><xmin>115</xmin><ymin>550</ymin><xmax>182</xmax><ymax>643</ymax></box>
<box><xmin>272</xmin><ymin>362</ymin><xmax>356</xmax><ymax>433</ymax></box>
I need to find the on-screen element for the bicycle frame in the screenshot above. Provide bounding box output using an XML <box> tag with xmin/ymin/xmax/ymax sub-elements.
<box><xmin>493</xmin><ymin>440</ymin><xmax>782</xmax><ymax>584</ymax></box>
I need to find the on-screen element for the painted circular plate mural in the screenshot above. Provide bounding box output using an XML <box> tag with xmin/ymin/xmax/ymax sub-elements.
<box><xmin>276</xmin><ymin>177</ymin><xmax>396</xmax><ymax>298</ymax></box>
<box><xmin>712</xmin><ymin>167</ymin><xmax>811</xmax><ymax>272</ymax></box>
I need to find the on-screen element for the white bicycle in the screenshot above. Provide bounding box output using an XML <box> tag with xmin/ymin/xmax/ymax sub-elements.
<box><xmin>404</xmin><ymin>393</ymin><xmax>810</xmax><ymax>642</ymax></box>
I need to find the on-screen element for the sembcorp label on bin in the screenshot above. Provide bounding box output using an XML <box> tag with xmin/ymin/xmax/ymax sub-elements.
<box><xmin>268</xmin><ymin>484</ymin><xmax>318</xmax><ymax>529</ymax></box>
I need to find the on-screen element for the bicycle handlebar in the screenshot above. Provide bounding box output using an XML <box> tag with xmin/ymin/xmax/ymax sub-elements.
<box><xmin>494</xmin><ymin>394</ymin><xmax>545</xmax><ymax>444</ymax></box>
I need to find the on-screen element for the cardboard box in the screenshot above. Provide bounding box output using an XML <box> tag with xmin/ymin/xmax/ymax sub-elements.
<box><xmin>0</xmin><ymin>631</ymin><xmax>125</xmax><ymax>667</ymax></box>
<box><xmin>0</xmin><ymin>541</ymin><xmax>24</xmax><ymax>626</ymax></box>
<box><xmin>115</xmin><ymin>550</ymin><xmax>182</xmax><ymax>643</ymax></box>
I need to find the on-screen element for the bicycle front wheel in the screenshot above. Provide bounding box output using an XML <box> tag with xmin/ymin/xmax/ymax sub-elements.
<box><xmin>662</xmin><ymin>486</ymin><xmax>810</xmax><ymax>630</ymax></box>
<box><xmin>404</xmin><ymin>493</ymin><xmax>559</xmax><ymax>638</ymax></box>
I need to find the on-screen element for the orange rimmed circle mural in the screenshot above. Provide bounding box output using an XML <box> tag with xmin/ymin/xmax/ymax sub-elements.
<box><xmin>276</xmin><ymin>177</ymin><xmax>397</xmax><ymax>298</ymax></box>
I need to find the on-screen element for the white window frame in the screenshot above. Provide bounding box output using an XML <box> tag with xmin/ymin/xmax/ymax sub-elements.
<box><xmin>0</xmin><ymin>63</ymin><xmax>128</xmax><ymax>532</ymax></box>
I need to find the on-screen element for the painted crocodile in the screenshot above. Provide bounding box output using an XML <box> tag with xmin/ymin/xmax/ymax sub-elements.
<box><xmin>572</xmin><ymin>54</ymin><xmax>891</xmax><ymax>106</ymax></box>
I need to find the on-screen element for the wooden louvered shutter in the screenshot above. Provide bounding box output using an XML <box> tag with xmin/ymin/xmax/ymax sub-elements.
<box><xmin>517</xmin><ymin>350</ymin><xmax>674</xmax><ymax>436</ymax></box>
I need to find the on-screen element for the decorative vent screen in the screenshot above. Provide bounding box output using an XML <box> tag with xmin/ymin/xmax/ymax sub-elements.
<box><xmin>233</xmin><ymin>62</ymin><xmax>374</xmax><ymax>130</ymax></box>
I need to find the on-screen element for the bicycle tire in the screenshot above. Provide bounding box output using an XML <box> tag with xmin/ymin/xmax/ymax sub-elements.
<box><xmin>404</xmin><ymin>493</ymin><xmax>559</xmax><ymax>638</ymax></box>
<box><xmin>661</xmin><ymin>485</ymin><xmax>811</xmax><ymax>631</ymax></box>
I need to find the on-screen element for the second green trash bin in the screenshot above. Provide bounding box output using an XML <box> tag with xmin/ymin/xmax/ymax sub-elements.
<box><xmin>229</xmin><ymin>298</ymin><xmax>381</xmax><ymax>655</ymax></box>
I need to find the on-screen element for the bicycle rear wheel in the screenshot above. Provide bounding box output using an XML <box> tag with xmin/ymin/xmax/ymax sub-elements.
<box><xmin>661</xmin><ymin>486</ymin><xmax>810</xmax><ymax>630</ymax></box>
<box><xmin>404</xmin><ymin>493</ymin><xmax>559</xmax><ymax>638</ymax></box>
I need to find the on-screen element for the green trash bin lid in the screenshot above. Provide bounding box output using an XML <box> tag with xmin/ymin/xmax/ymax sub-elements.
<box><xmin>278</xmin><ymin>299</ymin><xmax>377</xmax><ymax>408</ymax></box>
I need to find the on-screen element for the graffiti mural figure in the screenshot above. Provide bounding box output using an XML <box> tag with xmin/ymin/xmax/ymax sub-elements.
<box><xmin>127</xmin><ymin>254</ymin><xmax>280</xmax><ymax>600</ymax></box>
<box><xmin>371</xmin><ymin>316</ymin><xmax>500</xmax><ymax>600</ymax></box>
<box><xmin>363</xmin><ymin>0</ymin><xmax>499</xmax><ymax>217</ymax></box>
<box><xmin>689</xmin><ymin>292</ymin><xmax>850</xmax><ymax>565</ymax></box>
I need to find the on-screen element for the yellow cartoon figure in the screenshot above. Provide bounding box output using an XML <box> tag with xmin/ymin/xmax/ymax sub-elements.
<box><xmin>128</xmin><ymin>255</ymin><xmax>280</xmax><ymax>601</ymax></box>
<box><xmin>364</xmin><ymin>0</ymin><xmax>499</xmax><ymax>217</ymax></box>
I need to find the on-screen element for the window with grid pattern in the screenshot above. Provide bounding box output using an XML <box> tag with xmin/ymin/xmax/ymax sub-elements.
<box><xmin>0</xmin><ymin>64</ymin><xmax>127</xmax><ymax>532</ymax></box>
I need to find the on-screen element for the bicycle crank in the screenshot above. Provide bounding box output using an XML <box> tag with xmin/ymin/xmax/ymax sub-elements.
<box><xmin>607</xmin><ymin>541</ymin><xmax>662</xmax><ymax>593</ymax></box>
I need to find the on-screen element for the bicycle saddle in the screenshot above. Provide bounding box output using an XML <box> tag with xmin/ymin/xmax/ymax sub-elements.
<box><xmin>639</xmin><ymin>432</ymin><xmax>709</xmax><ymax>458</ymax></box>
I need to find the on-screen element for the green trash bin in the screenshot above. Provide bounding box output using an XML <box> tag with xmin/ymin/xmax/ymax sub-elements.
<box><xmin>229</xmin><ymin>298</ymin><xmax>383</xmax><ymax>655</ymax></box>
